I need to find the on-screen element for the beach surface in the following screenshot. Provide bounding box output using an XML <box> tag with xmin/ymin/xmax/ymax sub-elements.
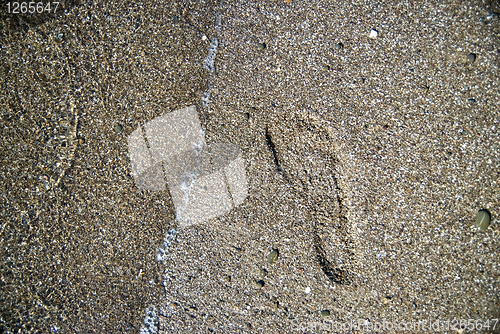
<box><xmin>0</xmin><ymin>0</ymin><xmax>499</xmax><ymax>333</ymax></box>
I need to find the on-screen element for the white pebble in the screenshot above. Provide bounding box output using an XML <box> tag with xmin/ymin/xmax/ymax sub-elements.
<box><xmin>201</xmin><ymin>34</ymin><xmax>207</xmax><ymax>41</ymax></box>
<box><xmin>305</xmin><ymin>287</ymin><xmax>311</xmax><ymax>294</ymax></box>
<box><xmin>369</xmin><ymin>29</ymin><xmax>378</xmax><ymax>39</ymax></box>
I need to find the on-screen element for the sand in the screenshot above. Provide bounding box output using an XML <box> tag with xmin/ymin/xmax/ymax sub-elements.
<box><xmin>0</xmin><ymin>0</ymin><xmax>499</xmax><ymax>333</ymax></box>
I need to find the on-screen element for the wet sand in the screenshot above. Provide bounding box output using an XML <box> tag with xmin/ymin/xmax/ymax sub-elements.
<box><xmin>1</xmin><ymin>0</ymin><xmax>499</xmax><ymax>333</ymax></box>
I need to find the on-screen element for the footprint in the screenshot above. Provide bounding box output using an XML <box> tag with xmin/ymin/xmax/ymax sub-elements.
<box><xmin>48</xmin><ymin>96</ymin><xmax>80</xmax><ymax>189</ymax></box>
<box><xmin>267</xmin><ymin>114</ymin><xmax>359</xmax><ymax>285</ymax></box>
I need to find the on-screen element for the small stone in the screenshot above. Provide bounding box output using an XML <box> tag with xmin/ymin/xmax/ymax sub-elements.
<box><xmin>335</xmin><ymin>43</ymin><xmax>343</xmax><ymax>50</ymax></box>
<box><xmin>273</xmin><ymin>301</ymin><xmax>279</xmax><ymax>310</ymax></box>
<box><xmin>114</xmin><ymin>124</ymin><xmax>123</xmax><ymax>133</ymax></box>
<box><xmin>258</xmin><ymin>42</ymin><xmax>267</xmax><ymax>51</ymax></box>
<box><xmin>173</xmin><ymin>16</ymin><xmax>179</xmax><ymax>23</ymax></box>
<box><xmin>487</xmin><ymin>12</ymin><xmax>500</xmax><ymax>20</ymax></box>
<box><xmin>305</xmin><ymin>287</ymin><xmax>311</xmax><ymax>294</ymax></box>
<box><xmin>321</xmin><ymin>310</ymin><xmax>330</xmax><ymax>317</ymax></box>
<box><xmin>475</xmin><ymin>209</ymin><xmax>491</xmax><ymax>231</ymax></box>
<box><xmin>259</xmin><ymin>269</ymin><xmax>267</xmax><ymax>279</ymax></box>
<box><xmin>226</xmin><ymin>275</ymin><xmax>231</xmax><ymax>283</ymax></box>
<box><xmin>250</xmin><ymin>107</ymin><xmax>257</xmax><ymax>112</ymax></box>
<box><xmin>322</xmin><ymin>64</ymin><xmax>330</xmax><ymax>70</ymax></box>
<box><xmin>244</xmin><ymin>112</ymin><xmax>250</xmax><ymax>120</ymax></box>
<box><xmin>467</xmin><ymin>53</ymin><xmax>476</xmax><ymax>63</ymax></box>
<box><xmin>255</xmin><ymin>280</ymin><xmax>265</xmax><ymax>289</ymax></box>
<box><xmin>267</xmin><ymin>249</ymin><xmax>279</xmax><ymax>264</ymax></box>
<box><xmin>369</xmin><ymin>29</ymin><xmax>378</xmax><ymax>39</ymax></box>
<box><xmin>468</xmin><ymin>98</ymin><xmax>477</xmax><ymax>103</ymax></box>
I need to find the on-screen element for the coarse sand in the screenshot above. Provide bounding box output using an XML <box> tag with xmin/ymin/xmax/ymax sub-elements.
<box><xmin>0</xmin><ymin>0</ymin><xmax>499</xmax><ymax>333</ymax></box>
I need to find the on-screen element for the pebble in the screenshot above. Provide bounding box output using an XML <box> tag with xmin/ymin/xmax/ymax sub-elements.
<box><xmin>369</xmin><ymin>29</ymin><xmax>378</xmax><ymax>39</ymax></box>
<box><xmin>244</xmin><ymin>112</ymin><xmax>250</xmax><ymax>120</ymax></box>
<box><xmin>322</xmin><ymin>64</ymin><xmax>330</xmax><ymax>70</ymax></box>
<box><xmin>467</xmin><ymin>98</ymin><xmax>477</xmax><ymax>103</ymax></box>
<box><xmin>305</xmin><ymin>287</ymin><xmax>311</xmax><ymax>294</ymax></box>
<box><xmin>259</xmin><ymin>269</ymin><xmax>267</xmax><ymax>279</ymax></box>
<box><xmin>258</xmin><ymin>42</ymin><xmax>267</xmax><ymax>51</ymax></box>
<box><xmin>173</xmin><ymin>16</ymin><xmax>179</xmax><ymax>23</ymax></box>
<box><xmin>475</xmin><ymin>210</ymin><xmax>491</xmax><ymax>231</ymax></box>
<box><xmin>255</xmin><ymin>280</ymin><xmax>265</xmax><ymax>289</ymax></box>
<box><xmin>467</xmin><ymin>53</ymin><xmax>476</xmax><ymax>63</ymax></box>
<box><xmin>267</xmin><ymin>249</ymin><xmax>279</xmax><ymax>264</ymax></box>
<box><xmin>321</xmin><ymin>310</ymin><xmax>330</xmax><ymax>317</ymax></box>
<box><xmin>114</xmin><ymin>124</ymin><xmax>123</xmax><ymax>133</ymax></box>
<box><xmin>487</xmin><ymin>12</ymin><xmax>499</xmax><ymax>20</ymax></box>
<box><xmin>226</xmin><ymin>275</ymin><xmax>231</xmax><ymax>283</ymax></box>
<box><xmin>335</xmin><ymin>43</ymin><xmax>343</xmax><ymax>50</ymax></box>
<box><xmin>42</xmin><ymin>175</ymin><xmax>50</xmax><ymax>190</ymax></box>
<box><xmin>273</xmin><ymin>301</ymin><xmax>279</xmax><ymax>310</ymax></box>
